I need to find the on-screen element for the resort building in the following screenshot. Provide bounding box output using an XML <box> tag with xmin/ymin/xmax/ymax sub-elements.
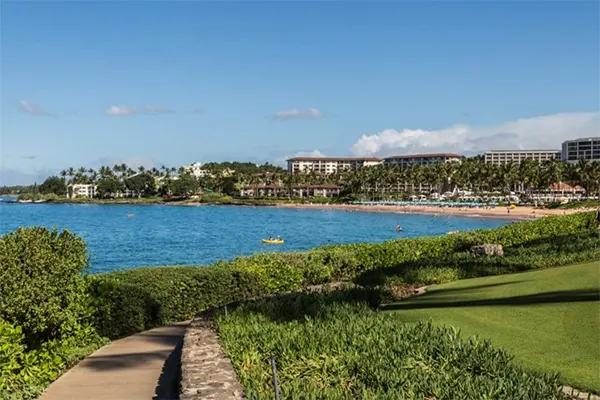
<box><xmin>483</xmin><ymin>150</ymin><xmax>561</xmax><ymax>165</ymax></box>
<box><xmin>382</xmin><ymin>153</ymin><xmax>462</xmax><ymax>167</ymax></box>
<box><xmin>239</xmin><ymin>184</ymin><xmax>340</xmax><ymax>198</ymax></box>
<box><xmin>561</xmin><ymin>137</ymin><xmax>600</xmax><ymax>163</ymax></box>
<box><xmin>286</xmin><ymin>157</ymin><xmax>382</xmax><ymax>175</ymax></box>
<box><xmin>68</xmin><ymin>184</ymin><xmax>97</xmax><ymax>198</ymax></box>
<box><xmin>183</xmin><ymin>162</ymin><xmax>212</xmax><ymax>178</ymax></box>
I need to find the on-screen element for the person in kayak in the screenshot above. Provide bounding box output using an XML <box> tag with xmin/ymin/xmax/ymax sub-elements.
<box><xmin>277</xmin><ymin>235</ymin><xmax>282</xmax><ymax>241</ymax></box>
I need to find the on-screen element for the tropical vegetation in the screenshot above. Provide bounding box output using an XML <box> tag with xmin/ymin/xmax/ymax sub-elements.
<box><xmin>17</xmin><ymin>157</ymin><xmax>600</xmax><ymax>203</ymax></box>
<box><xmin>217</xmin><ymin>290</ymin><xmax>569</xmax><ymax>399</ymax></box>
<box><xmin>1</xmin><ymin>212</ymin><xmax>598</xmax><ymax>398</ymax></box>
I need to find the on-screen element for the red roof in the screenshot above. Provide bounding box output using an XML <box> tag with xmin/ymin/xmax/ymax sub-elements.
<box><xmin>549</xmin><ymin>182</ymin><xmax>584</xmax><ymax>191</ymax></box>
<box><xmin>384</xmin><ymin>153</ymin><xmax>462</xmax><ymax>160</ymax></box>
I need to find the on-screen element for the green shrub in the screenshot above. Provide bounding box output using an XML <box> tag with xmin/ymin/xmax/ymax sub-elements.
<box><xmin>90</xmin><ymin>267</ymin><xmax>268</xmax><ymax>339</ymax></box>
<box><xmin>0</xmin><ymin>318</ymin><xmax>106</xmax><ymax>400</ymax></box>
<box><xmin>0</xmin><ymin>227</ymin><xmax>89</xmax><ymax>344</ymax></box>
<box><xmin>217</xmin><ymin>291</ymin><xmax>565</xmax><ymax>399</ymax></box>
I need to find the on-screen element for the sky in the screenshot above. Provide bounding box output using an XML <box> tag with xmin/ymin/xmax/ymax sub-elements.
<box><xmin>1</xmin><ymin>1</ymin><xmax>599</xmax><ymax>185</ymax></box>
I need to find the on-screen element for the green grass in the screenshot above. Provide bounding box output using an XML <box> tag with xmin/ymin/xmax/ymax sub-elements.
<box><xmin>386</xmin><ymin>261</ymin><xmax>600</xmax><ymax>393</ymax></box>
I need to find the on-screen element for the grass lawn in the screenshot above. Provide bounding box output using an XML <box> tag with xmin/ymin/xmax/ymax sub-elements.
<box><xmin>386</xmin><ymin>261</ymin><xmax>600</xmax><ymax>393</ymax></box>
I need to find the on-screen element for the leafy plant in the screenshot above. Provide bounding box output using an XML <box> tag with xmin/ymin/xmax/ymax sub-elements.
<box><xmin>217</xmin><ymin>291</ymin><xmax>566</xmax><ymax>399</ymax></box>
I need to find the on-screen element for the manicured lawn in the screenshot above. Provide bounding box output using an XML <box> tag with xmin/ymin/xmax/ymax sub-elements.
<box><xmin>386</xmin><ymin>261</ymin><xmax>600</xmax><ymax>393</ymax></box>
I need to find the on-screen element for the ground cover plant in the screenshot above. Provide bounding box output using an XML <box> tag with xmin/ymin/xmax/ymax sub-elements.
<box><xmin>216</xmin><ymin>289</ymin><xmax>568</xmax><ymax>400</ymax></box>
<box><xmin>383</xmin><ymin>261</ymin><xmax>600</xmax><ymax>394</ymax></box>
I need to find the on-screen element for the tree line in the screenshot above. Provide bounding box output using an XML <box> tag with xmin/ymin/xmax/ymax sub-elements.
<box><xmin>14</xmin><ymin>157</ymin><xmax>600</xmax><ymax>200</ymax></box>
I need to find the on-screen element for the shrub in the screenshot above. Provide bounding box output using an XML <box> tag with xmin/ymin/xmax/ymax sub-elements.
<box><xmin>0</xmin><ymin>318</ymin><xmax>106</xmax><ymax>400</ymax></box>
<box><xmin>0</xmin><ymin>227</ymin><xmax>89</xmax><ymax>344</ymax></box>
<box><xmin>217</xmin><ymin>291</ymin><xmax>565</xmax><ymax>399</ymax></box>
<box><xmin>90</xmin><ymin>267</ymin><xmax>268</xmax><ymax>339</ymax></box>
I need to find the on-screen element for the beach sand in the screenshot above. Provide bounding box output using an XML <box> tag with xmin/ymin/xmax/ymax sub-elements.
<box><xmin>275</xmin><ymin>203</ymin><xmax>595</xmax><ymax>220</ymax></box>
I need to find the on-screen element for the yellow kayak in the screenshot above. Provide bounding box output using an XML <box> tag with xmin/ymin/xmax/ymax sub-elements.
<box><xmin>262</xmin><ymin>239</ymin><xmax>284</xmax><ymax>244</ymax></box>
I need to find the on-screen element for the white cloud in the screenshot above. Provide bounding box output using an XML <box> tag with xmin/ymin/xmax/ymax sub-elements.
<box><xmin>18</xmin><ymin>100</ymin><xmax>54</xmax><ymax>116</ymax></box>
<box><xmin>143</xmin><ymin>105</ymin><xmax>174</xmax><ymax>115</ymax></box>
<box><xmin>273</xmin><ymin>107</ymin><xmax>324</xmax><ymax>120</ymax></box>
<box><xmin>351</xmin><ymin>111</ymin><xmax>600</xmax><ymax>157</ymax></box>
<box><xmin>105</xmin><ymin>106</ymin><xmax>137</xmax><ymax>116</ymax></box>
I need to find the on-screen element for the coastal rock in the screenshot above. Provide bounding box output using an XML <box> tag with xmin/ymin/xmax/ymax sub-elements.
<box><xmin>471</xmin><ymin>244</ymin><xmax>504</xmax><ymax>257</ymax></box>
<box><xmin>180</xmin><ymin>314</ymin><xmax>246</xmax><ymax>400</ymax></box>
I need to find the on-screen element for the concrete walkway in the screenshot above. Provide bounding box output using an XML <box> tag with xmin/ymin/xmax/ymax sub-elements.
<box><xmin>39</xmin><ymin>322</ymin><xmax>189</xmax><ymax>400</ymax></box>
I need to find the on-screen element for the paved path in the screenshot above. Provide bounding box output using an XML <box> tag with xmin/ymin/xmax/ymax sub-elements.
<box><xmin>39</xmin><ymin>322</ymin><xmax>189</xmax><ymax>400</ymax></box>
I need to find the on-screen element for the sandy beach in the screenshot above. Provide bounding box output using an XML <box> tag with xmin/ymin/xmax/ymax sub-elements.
<box><xmin>275</xmin><ymin>203</ymin><xmax>595</xmax><ymax>220</ymax></box>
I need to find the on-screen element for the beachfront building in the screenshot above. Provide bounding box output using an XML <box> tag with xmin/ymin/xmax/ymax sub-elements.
<box><xmin>68</xmin><ymin>184</ymin><xmax>97</xmax><ymax>198</ymax></box>
<box><xmin>484</xmin><ymin>150</ymin><xmax>561</xmax><ymax>165</ymax></box>
<box><xmin>183</xmin><ymin>162</ymin><xmax>212</xmax><ymax>178</ymax></box>
<box><xmin>286</xmin><ymin>157</ymin><xmax>382</xmax><ymax>175</ymax></box>
<box><xmin>561</xmin><ymin>137</ymin><xmax>600</xmax><ymax>163</ymax></box>
<box><xmin>382</xmin><ymin>153</ymin><xmax>462</xmax><ymax>167</ymax></box>
<box><xmin>239</xmin><ymin>184</ymin><xmax>340</xmax><ymax>198</ymax></box>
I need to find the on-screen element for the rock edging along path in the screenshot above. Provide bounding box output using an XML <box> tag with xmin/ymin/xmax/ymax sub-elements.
<box><xmin>180</xmin><ymin>310</ymin><xmax>246</xmax><ymax>400</ymax></box>
<box><xmin>38</xmin><ymin>322</ymin><xmax>189</xmax><ymax>400</ymax></box>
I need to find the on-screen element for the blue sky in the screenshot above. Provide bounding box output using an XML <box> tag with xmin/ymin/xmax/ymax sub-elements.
<box><xmin>1</xmin><ymin>1</ymin><xmax>599</xmax><ymax>185</ymax></box>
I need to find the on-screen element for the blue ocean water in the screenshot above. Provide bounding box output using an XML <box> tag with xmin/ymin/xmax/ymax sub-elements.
<box><xmin>0</xmin><ymin>202</ymin><xmax>511</xmax><ymax>273</ymax></box>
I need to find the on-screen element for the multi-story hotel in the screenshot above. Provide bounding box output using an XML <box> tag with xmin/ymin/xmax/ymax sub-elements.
<box><xmin>484</xmin><ymin>150</ymin><xmax>561</xmax><ymax>165</ymax></box>
<box><xmin>382</xmin><ymin>153</ymin><xmax>462</xmax><ymax>167</ymax></box>
<box><xmin>286</xmin><ymin>157</ymin><xmax>382</xmax><ymax>174</ymax></box>
<box><xmin>68</xmin><ymin>184</ymin><xmax>97</xmax><ymax>198</ymax></box>
<box><xmin>287</xmin><ymin>153</ymin><xmax>464</xmax><ymax>174</ymax></box>
<box><xmin>561</xmin><ymin>137</ymin><xmax>600</xmax><ymax>163</ymax></box>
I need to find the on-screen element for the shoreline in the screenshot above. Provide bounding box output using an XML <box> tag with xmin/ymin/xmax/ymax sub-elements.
<box><xmin>274</xmin><ymin>202</ymin><xmax>592</xmax><ymax>220</ymax></box>
<box><xmin>5</xmin><ymin>198</ymin><xmax>595</xmax><ymax>220</ymax></box>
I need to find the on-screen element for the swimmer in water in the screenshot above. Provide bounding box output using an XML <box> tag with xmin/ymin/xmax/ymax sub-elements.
<box><xmin>396</xmin><ymin>224</ymin><xmax>403</xmax><ymax>232</ymax></box>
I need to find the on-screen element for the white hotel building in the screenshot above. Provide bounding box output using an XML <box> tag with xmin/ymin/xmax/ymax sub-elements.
<box><xmin>561</xmin><ymin>137</ymin><xmax>600</xmax><ymax>163</ymax></box>
<box><xmin>383</xmin><ymin>153</ymin><xmax>462</xmax><ymax>167</ymax></box>
<box><xmin>484</xmin><ymin>150</ymin><xmax>561</xmax><ymax>165</ymax></box>
<box><xmin>286</xmin><ymin>157</ymin><xmax>382</xmax><ymax>175</ymax></box>
<box><xmin>287</xmin><ymin>153</ymin><xmax>463</xmax><ymax>174</ymax></box>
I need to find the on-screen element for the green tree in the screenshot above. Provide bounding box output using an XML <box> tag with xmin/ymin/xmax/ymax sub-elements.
<box><xmin>125</xmin><ymin>173</ymin><xmax>156</xmax><ymax>197</ymax></box>
<box><xmin>96</xmin><ymin>177</ymin><xmax>124</xmax><ymax>198</ymax></box>
<box><xmin>170</xmin><ymin>173</ymin><xmax>199</xmax><ymax>197</ymax></box>
<box><xmin>39</xmin><ymin>176</ymin><xmax>67</xmax><ymax>196</ymax></box>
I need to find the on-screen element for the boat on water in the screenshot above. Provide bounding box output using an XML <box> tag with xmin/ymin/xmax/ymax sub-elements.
<box><xmin>262</xmin><ymin>239</ymin><xmax>284</xmax><ymax>244</ymax></box>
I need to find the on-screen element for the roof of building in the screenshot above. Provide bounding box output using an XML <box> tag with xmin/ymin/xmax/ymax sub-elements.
<box><xmin>562</xmin><ymin>137</ymin><xmax>600</xmax><ymax>143</ymax></box>
<box><xmin>549</xmin><ymin>182</ymin><xmax>584</xmax><ymax>191</ymax></box>
<box><xmin>287</xmin><ymin>157</ymin><xmax>382</xmax><ymax>162</ymax></box>
<box><xmin>485</xmin><ymin>149</ymin><xmax>560</xmax><ymax>153</ymax></box>
<box><xmin>383</xmin><ymin>153</ymin><xmax>462</xmax><ymax>160</ymax></box>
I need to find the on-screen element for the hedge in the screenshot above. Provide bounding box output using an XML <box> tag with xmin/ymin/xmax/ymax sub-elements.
<box><xmin>89</xmin><ymin>267</ymin><xmax>267</xmax><ymax>338</ymax></box>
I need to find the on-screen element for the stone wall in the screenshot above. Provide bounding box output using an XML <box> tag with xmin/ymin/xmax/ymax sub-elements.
<box><xmin>179</xmin><ymin>311</ymin><xmax>245</xmax><ymax>400</ymax></box>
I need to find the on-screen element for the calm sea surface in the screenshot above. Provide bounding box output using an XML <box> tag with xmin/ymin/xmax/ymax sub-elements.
<box><xmin>0</xmin><ymin>201</ymin><xmax>511</xmax><ymax>273</ymax></box>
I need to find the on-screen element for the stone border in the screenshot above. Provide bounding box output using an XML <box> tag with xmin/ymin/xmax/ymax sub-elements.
<box><xmin>179</xmin><ymin>310</ymin><xmax>245</xmax><ymax>400</ymax></box>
